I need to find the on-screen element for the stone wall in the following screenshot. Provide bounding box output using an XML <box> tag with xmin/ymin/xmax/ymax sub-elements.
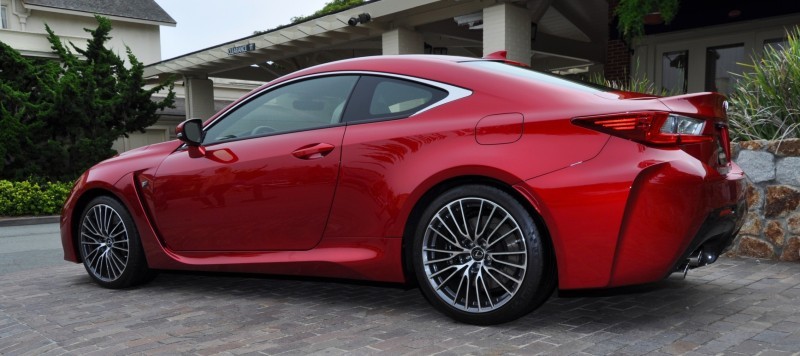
<box><xmin>730</xmin><ymin>138</ymin><xmax>800</xmax><ymax>261</ymax></box>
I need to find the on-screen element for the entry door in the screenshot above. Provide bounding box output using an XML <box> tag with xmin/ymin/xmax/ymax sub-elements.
<box><xmin>147</xmin><ymin>75</ymin><xmax>358</xmax><ymax>251</ymax></box>
<box><xmin>150</xmin><ymin>127</ymin><xmax>344</xmax><ymax>251</ymax></box>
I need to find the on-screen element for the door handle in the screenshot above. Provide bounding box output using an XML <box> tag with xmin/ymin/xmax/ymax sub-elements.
<box><xmin>292</xmin><ymin>143</ymin><xmax>335</xmax><ymax>160</ymax></box>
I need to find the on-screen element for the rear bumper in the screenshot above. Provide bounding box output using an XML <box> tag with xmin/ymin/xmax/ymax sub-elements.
<box><xmin>608</xmin><ymin>161</ymin><xmax>746</xmax><ymax>287</ymax></box>
<box><xmin>669</xmin><ymin>198</ymin><xmax>746</xmax><ymax>275</ymax></box>
<box><xmin>516</xmin><ymin>137</ymin><xmax>747</xmax><ymax>290</ymax></box>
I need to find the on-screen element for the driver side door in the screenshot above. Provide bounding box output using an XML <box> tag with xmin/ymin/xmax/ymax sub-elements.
<box><xmin>145</xmin><ymin>75</ymin><xmax>359</xmax><ymax>251</ymax></box>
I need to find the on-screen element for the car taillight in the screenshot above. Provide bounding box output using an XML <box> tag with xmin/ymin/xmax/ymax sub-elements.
<box><xmin>573</xmin><ymin>111</ymin><xmax>713</xmax><ymax>146</ymax></box>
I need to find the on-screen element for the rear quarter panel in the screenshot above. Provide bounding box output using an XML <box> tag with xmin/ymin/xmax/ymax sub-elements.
<box><xmin>323</xmin><ymin>80</ymin><xmax>617</xmax><ymax>241</ymax></box>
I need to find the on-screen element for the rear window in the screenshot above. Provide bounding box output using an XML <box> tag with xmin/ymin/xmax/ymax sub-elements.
<box><xmin>463</xmin><ymin>61</ymin><xmax>611</xmax><ymax>94</ymax></box>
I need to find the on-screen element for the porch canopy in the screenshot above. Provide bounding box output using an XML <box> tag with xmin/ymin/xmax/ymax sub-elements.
<box><xmin>143</xmin><ymin>0</ymin><xmax>608</xmax><ymax>120</ymax></box>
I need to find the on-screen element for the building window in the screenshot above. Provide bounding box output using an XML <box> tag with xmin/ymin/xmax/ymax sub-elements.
<box><xmin>705</xmin><ymin>44</ymin><xmax>744</xmax><ymax>95</ymax></box>
<box><xmin>764</xmin><ymin>38</ymin><xmax>789</xmax><ymax>51</ymax></box>
<box><xmin>1</xmin><ymin>5</ymin><xmax>9</xmax><ymax>29</ymax></box>
<box><xmin>662</xmin><ymin>50</ymin><xmax>688</xmax><ymax>94</ymax></box>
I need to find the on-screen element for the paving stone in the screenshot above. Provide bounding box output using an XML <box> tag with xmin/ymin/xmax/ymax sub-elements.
<box><xmin>0</xmin><ymin>257</ymin><xmax>799</xmax><ymax>355</ymax></box>
<box><xmin>758</xmin><ymin>350</ymin><xmax>794</xmax><ymax>356</ymax></box>
<box><xmin>579</xmin><ymin>340</ymin><xmax>627</xmax><ymax>355</ymax></box>
<box><xmin>661</xmin><ymin>340</ymin><xmax>699</xmax><ymax>355</ymax></box>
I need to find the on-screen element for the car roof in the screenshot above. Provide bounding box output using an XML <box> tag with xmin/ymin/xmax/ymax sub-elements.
<box><xmin>251</xmin><ymin>55</ymin><xmax>610</xmax><ymax>105</ymax></box>
<box><xmin>272</xmin><ymin>55</ymin><xmax>483</xmax><ymax>83</ymax></box>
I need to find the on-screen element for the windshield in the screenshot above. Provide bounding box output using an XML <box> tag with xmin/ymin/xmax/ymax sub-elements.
<box><xmin>463</xmin><ymin>61</ymin><xmax>612</xmax><ymax>93</ymax></box>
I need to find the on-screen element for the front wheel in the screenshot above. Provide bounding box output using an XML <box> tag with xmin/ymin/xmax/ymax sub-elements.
<box><xmin>413</xmin><ymin>185</ymin><xmax>553</xmax><ymax>325</ymax></box>
<box><xmin>78</xmin><ymin>196</ymin><xmax>155</xmax><ymax>288</ymax></box>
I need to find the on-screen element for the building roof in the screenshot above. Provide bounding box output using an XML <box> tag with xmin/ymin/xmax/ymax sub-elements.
<box><xmin>23</xmin><ymin>0</ymin><xmax>176</xmax><ymax>25</ymax></box>
<box><xmin>143</xmin><ymin>0</ymin><xmax>606</xmax><ymax>82</ymax></box>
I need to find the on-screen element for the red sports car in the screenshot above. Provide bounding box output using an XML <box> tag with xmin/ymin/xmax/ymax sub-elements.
<box><xmin>60</xmin><ymin>53</ymin><xmax>746</xmax><ymax>325</ymax></box>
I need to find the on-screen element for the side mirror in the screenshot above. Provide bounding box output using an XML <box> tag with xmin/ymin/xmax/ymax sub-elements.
<box><xmin>176</xmin><ymin>118</ymin><xmax>204</xmax><ymax>146</ymax></box>
<box><xmin>176</xmin><ymin>118</ymin><xmax>205</xmax><ymax>158</ymax></box>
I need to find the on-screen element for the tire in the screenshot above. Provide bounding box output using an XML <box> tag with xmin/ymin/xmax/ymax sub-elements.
<box><xmin>412</xmin><ymin>185</ymin><xmax>553</xmax><ymax>325</ymax></box>
<box><xmin>78</xmin><ymin>196</ymin><xmax>155</xmax><ymax>288</ymax></box>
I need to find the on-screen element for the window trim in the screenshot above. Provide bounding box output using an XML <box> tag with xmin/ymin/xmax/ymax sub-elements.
<box><xmin>201</xmin><ymin>74</ymin><xmax>360</xmax><ymax>146</ymax></box>
<box><xmin>200</xmin><ymin>71</ymin><xmax>472</xmax><ymax>137</ymax></box>
<box><xmin>342</xmin><ymin>75</ymin><xmax>449</xmax><ymax>123</ymax></box>
<box><xmin>313</xmin><ymin>71</ymin><xmax>471</xmax><ymax>119</ymax></box>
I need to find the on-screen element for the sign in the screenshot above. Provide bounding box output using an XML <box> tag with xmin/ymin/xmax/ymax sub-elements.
<box><xmin>227</xmin><ymin>43</ymin><xmax>256</xmax><ymax>56</ymax></box>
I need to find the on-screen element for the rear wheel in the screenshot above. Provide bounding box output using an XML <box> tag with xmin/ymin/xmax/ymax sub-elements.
<box><xmin>413</xmin><ymin>185</ymin><xmax>553</xmax><ymax>325</ymax></box>
<box><xmin>78</xmin><ymin>196</ymin><xmax>155</xmax><ymax>288</ymax></box>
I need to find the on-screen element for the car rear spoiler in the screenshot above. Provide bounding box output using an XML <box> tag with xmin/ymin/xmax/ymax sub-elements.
<box><xmin>482</xmin><ymin>50</ymin><xmax>530</xmax><ymax>68</ymax></box>
<box><xmin>657</xmin><ymin>92</ymin><xmax>728</xmax><ymax>120</ymax></box>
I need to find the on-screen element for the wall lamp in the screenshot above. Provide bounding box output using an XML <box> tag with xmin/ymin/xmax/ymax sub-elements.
<box><xmin>348</xmin><ymin>13</ymin><xmax>371</xmax><ymax>26</ymax></box>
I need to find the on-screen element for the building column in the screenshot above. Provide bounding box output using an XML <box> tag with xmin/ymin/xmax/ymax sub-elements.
<box><xmin>382</xmin><ymin>27</ymin><xmax>423</xmax><ymax>55</ymax></box>
<box><xmin>184</xmin><ymin>75</ymin><xmax>215</xmax><ymax>120</ymax></box>
<box><xmin>483</xmin><ymin>3</ymin><xmax>532</xmax><ymax>65</ymax></box>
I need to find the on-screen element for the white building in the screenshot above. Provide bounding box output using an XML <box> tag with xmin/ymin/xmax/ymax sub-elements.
<box><xmin>0</xmin><ymin>0</ymin><xmax>176</xmax><ymax>151</ymax></box>
<box><xmin>0</xmin><ymin>0</ymin><xmax>173</xmax><ymax>63</ymax></box>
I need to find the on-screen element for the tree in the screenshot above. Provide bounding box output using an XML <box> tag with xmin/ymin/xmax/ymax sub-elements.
<box><xmin>290</xmin><ymin>0</ymin><xmax>365</xmax><ymax>23</ymax></box>
<box><xmin>0</xmin><ymin>16</ymin><xmax>175</xmax><ymax>181</ymax></box>
<box><xmin>254</xmin><ymin>0</ymin><xmax>366</xmax><ymax>34</ymax></box>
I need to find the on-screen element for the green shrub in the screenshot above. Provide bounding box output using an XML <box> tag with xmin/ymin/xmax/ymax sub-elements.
<box><xmin>587</xmin><ymin>60</ymin><xmax>673</xmax><ymax>96</ymax></box>
<box><xmin>589</xmin><ymin>72</ymin><xmax>666</xmax><ymax>96</ymax></box>
<box><xmin>728</xmin><ymin>26</ymin><xmax>800</xmax><ymax>141</ymax></box>
<box><xmin>0</xmin><ymin>16</ymin><xmax>174</xmax><ymax>182</ymax></box>
<box><xmin>0</xmin><ymin>180</ymin><xmax>72</xmax><ymax>216</ymax></box>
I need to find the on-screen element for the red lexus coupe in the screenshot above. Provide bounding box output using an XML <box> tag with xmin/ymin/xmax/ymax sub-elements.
<box><xmin>61</xmin><ymin>53</ymin><xmax>746</xmax><ymax>325</ymax></box>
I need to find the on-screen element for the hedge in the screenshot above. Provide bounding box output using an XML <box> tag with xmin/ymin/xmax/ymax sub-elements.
<box><xmin>0</xmin><ymin>180</ymin><xmax>72</xmax><ymax>216</ymax></box>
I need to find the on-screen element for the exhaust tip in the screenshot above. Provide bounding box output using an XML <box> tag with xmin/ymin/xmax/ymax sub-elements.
<box><xmin>669</xmin><ymin>263</ymin><xmax>689</xmax><ymax>279</ymax></box>
<box><xmin>673</xmin><ymin>247</ymin><xmax>719</xmax><ymax>279</ymax></box>
<box><xmin>690</xmin><ymin>249</ymin><xmax>718</xmax><ymax>267</ymax></box>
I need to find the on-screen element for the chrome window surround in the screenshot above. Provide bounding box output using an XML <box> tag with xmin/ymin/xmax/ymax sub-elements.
<box><xmin>202</xmin><ymin>71</ymin><xmax>473</xmax><ymax>132</ymax></box>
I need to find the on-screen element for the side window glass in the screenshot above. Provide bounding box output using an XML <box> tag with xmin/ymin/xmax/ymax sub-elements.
<box><xmin>203</xmin><ymin>75</ymin><xmax>358</xmax><ymax>144</ymax></box>
<box><xmin>345</xmin><ymin>76</ymin><xmax>447</xmax><ymax>122</ymax></box>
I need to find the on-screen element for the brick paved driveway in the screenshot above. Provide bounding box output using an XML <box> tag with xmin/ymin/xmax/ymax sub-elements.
<box><xmin>1</xmin><ymin>257</ymin><xmax>799</xmax><ymax>355</ymax></box>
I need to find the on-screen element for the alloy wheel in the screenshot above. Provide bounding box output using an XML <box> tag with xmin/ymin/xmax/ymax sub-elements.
<box><xmin>80</xmin><ymin>204</ymin><xmax>130</xmax><ymax>282</ymax></box>
<box><xmin>422</xmin><ymin>197</ymin><xmax>527</xmax><ymax>313</ymax></box>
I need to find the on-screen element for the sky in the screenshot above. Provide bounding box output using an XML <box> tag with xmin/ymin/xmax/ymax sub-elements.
<box><xmin>154</xmin><ymin>0</ymin><xmax>329</xmax><ymax>60</ymax></box>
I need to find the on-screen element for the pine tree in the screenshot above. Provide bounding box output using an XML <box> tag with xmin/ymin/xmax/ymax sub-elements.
<box><xmin>0</xmin><ymin>15</ymin><xmax>175</xmax><ymax>181</ymax></box>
